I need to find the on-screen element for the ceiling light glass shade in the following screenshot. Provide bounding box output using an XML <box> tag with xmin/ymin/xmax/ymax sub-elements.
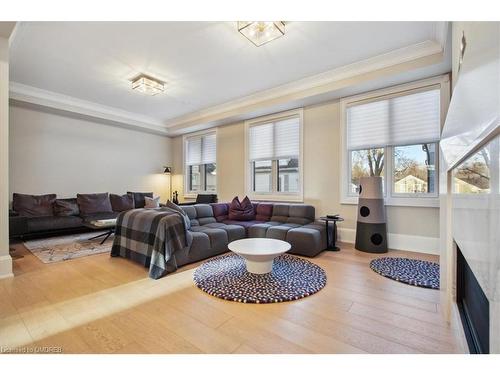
<box><xmin>238</xmin><ymin>22</ymin><xmax>285</xmax><ymax>47</ymax></box>
<box><xmin>131</xmin><ymin>75</ymin><xmax>165</xmax><ymax>96</ymax></box>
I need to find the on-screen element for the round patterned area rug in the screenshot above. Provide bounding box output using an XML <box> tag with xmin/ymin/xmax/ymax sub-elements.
<box><xmin>193</xmin><ymin>253</ymin><xmax>327</xmax><ymax>303</ymax></box>
<box><xmin>370</xmin><ymin>257</ymin><xmax>440</xmax><ymax>289</ymax></box>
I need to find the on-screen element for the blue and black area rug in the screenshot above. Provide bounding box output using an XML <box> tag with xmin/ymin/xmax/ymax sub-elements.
<box><xmin>194</xmin><ymin>253</ymin><xmax>327</xmax><ymax>303</ymax></box>
<box><xmin>370</xmin><ymin>257</ymin><xmax>440</xmax><ymax>289</ymax></box>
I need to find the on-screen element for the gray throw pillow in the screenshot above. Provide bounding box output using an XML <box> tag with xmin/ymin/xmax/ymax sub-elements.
<box><xmin>166</xmin><ymin>200</ymin><xmax>191</xmax><ymax>230</ymax></box>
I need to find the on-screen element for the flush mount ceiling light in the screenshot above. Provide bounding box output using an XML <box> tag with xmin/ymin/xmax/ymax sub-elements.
<box><xmin>131</xmin><ymin>75</ymin><xmax>165</xmax><ymax>96</ymax></box>
<box><xmin>237</xmin><ymin>22</ymin><xmax>285</xmax><ymax>47</ymax></box>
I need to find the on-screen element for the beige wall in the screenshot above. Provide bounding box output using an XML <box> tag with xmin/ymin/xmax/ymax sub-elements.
<box><xmin>9</xmin><ymin>104</ymin><xmax>173</xmax><ymax>201</ymax></box>
<box><xmin>172</xmin><ymin>99</ymin><xmax>440</xmax><ymax>239</ymax></box>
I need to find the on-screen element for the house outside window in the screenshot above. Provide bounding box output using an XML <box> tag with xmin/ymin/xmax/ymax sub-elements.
<box><xmin>184</xmin><ymin>131</ymin><xmax>217</xmax><ymax>196</ymax></box>
<box><xmin>245</xmin><ymin>109</ymin><xmax>303</xmax><ymax>201</ymax></box>
<box><xmin>341</xmin><ymin>75</ymin><xmax>450</xmax><ymax>207</ymax></box>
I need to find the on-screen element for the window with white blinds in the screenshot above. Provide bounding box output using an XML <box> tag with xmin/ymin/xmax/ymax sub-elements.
<box><xmin>245</xmin><ymin>110</ymin><xmax>303</xmax><ymax>200</ymax></box>
<box><xmin>248</xmin><ymin>116</ymin><xmax>300</xmax><ymax>161</ymax></box>
<box><xmin>347</xmin><ymin>88</ymin><xmax>441</xmax><ymax>150</ymax></box>
<box><xmin>186</xmin><ymin>133</ymin><xmax>216</xmax><ymax>165</ymax></box>
<box><xmin>184</xmin><ymin>131</ymin><xmax>217</xmax><ymax>195</ymax></box>
<box><xmin>341</xmin><ymin>76</ymin><xmax>449</xmax><ymax>207</ymax></box>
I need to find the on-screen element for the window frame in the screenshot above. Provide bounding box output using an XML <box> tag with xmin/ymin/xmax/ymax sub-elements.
<box><xmin>340</xmin><ymin>75</ymin><xmax>450</xmax><ymax>208</ymax></box>
<box><xmin>245</xmin><ymin>108</ymin><xmax>304</xmax><ymax>202</ymax></box>
<box><xmin>183</xmin><ymin>129</ymin><xmax>217</xmax><ymax>198</ymax></box>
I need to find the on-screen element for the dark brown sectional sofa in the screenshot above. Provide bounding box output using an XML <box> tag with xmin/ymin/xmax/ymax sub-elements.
<box><xmin>9</xmin><ymin>192</ymin><xmax>153</xmax><ymax>239</ymax></box>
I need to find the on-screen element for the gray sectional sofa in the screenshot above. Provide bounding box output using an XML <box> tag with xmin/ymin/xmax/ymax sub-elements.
<box><xmin>171</xmin><ymin>202</ymin><xmax>327</xmax><ymax>267</ymax></box>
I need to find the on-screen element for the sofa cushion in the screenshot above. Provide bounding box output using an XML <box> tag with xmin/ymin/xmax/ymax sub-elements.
<box><xmin>54</xmin><ymin>198</ymin><xmax>80</xmax><ymax>217</ymax></box>
<box><xmin>211</xmin><ymin>203</ymin><xmax>229</xmax><ymax>222</ymax></box>
<box><xmin>270</xmin><ymin>203</ymin><xmax>290</xmax><ymax>222</ymax></box>
<box><xmin>198</xmin><ymin>217</ymin><xmax>216</xmax><ymax>225</ymax></box>
<box><xmin>127</xmin><ymin>191</ymin><xmax>153</xmax><ymax>208</ymax></box>
<box><xmin>286</xmin><ymin>227</ymin><xmax>325</xmax><ymax>257</ymax></box>
<box><xmin>255</xmin><ymin>203</ymin><xmax>273</xmax><ymax>221</ymax></box>
<box><xmin>181</xmin><ymin>205</ymin><xmax>197</xmax><ymax>220</ymax></box>
<box><xmin>110</xmin><ymin>193</ymin><xmax>135</xmax><ymax>212</ymax></box>
<box><xmin>203</xmin><ymin>223</ymin><xmax>246</xmax><ymax>242</ymax></box>
<box><xmin>247</xmin><ymin>221</ymin><xmax>286</xmax><ymax>237</ymax></box>
<box><xmin>222</xmin><ymin>219</ymin><xmax>263</xmax><ymax>228</ymax></box>
<box><xmin>287</xmin><ymin>204</ymin><xmax>315</xmax><ymax>224</ymax></box>
<box><xmin>266</xmin><ymin>225</ymin><xmax>291</xmax><ymax>241</ymax></box>
<box><xmin>189</xmin><ymin>227</ymin><xmax>228</xmax><ymax>252</ymax></box>
<box><xmin>201</xmin><ymin>222</ymin><xmax>227</xmax><ymax>229</ymax></box>
<box><xmin>228</xmin><ymin>196</ymin><xmax>255</xmax><ymax>221</ymax></box>
<box><xmin>180</xmin><ymin>231</ymin><xmax>214</xmax><ymax>263</ymax></box>
<box><xmin>194</xmin><ymin>204</ymin><xmax>214</xmax><ymax>219</ymax></box>
<box><xmin>27</xmin><ymin>215</ymin><xmax>83</xmax><ymax>232</ymax></box>
<box><xmin>266</xmin><ymin>223</ymin><xmax>302</xmax><ymax>241</ymax></box>
<box><xmin>13</xmin><ymin>193</ymin><xmax>56</xmax><ymax>217</ymax></box>
<box><xmin>247</xmin><ymin>223</ymin><xmax>274</xmax><ymax>238</ymax></box>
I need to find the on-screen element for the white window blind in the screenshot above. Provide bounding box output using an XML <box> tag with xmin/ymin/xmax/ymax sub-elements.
<box><xmin>186</xmin><ymin>133</ymin><xmax>216</xmax><ymax>165</ymax></box>
<box><xmin>201</xmin><ymin>133</ymin><xmax>216</xmax><ymax>164</ymax></box>
<box><xmin>347</xmin><ymin>88</ymin><xmax>441</xmax><ymax>150</ymax></box>
<box><xmin>249</xmin><ymin>116</ymin><xmax>300</xmax><ymax>161</ymax></box>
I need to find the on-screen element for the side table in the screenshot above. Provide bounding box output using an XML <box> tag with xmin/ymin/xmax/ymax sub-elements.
<box><xmin>319</xmin><ymin>216</ymin><xmax>344</xmax><ymax>251</ymax></box>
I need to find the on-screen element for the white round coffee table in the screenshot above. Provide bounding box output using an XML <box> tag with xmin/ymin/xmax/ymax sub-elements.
<box><xmin>228</xmin><ymin>238</ymin><xmax>291</xmax><ymax>274</ymax></box>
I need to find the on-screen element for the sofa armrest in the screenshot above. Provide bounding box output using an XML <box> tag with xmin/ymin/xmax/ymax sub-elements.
<box><xmin>9</xmin><ymin>214</ymin><xmax>28</xmax><ymax>237</ymax></box>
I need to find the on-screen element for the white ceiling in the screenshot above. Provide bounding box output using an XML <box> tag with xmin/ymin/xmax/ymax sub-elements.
<box><xmin>9</xmin><ymin>22</ymin><xmax>451</xmax><ymax>135</ymax></box>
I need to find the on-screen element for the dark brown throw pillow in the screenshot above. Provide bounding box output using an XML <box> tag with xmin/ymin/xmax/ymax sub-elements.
<box><xmin>12</xmin><ymin>193</ymin><xmax>56</xmax><ymax>217</ymax></box>
<box><xmin>77</xmin><ymin>193</ymin><xmax>113</xmax><ymax>215</ymax></box>
<box><xmin>127</xmin><ymin>191</ymin><xmax>153</xmax><ymax>208</ymax></box>
<box><xmin>228</xmin><ymin>196</ymin><xmax>255</xmax><ymax>221</ymax></box>
<box><xmin>110</xmin><ymin>193</ymin><xmax>135</xmax><ymax>212</ymax></box>
<box><xmin>54</xmin><ymin>198</ymin><xmax>80</xmax><ymax>216</ymax></box>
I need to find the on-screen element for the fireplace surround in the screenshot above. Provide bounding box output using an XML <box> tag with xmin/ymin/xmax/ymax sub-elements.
<box><xmin>456</xmin><ymin>247</ymin><xmax>490</xmax><ymax>353</ymax></box>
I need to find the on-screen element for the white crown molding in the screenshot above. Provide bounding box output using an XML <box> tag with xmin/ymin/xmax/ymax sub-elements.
<box><xmin>165</xmin><ymin>39</ymin><xmax>445</xmax><ymax>134</ymax></box>
<box><xmin>9</xmin><ymin>82</ymin><xmax>170</xmax><ymax>136</ymax></box>
<box><xmin>9</xmin><ymin>35</ymin><xmax>448</xmax><ymax>138</ymax></box>
<box><xmin>433</xmin><ymin>21</ymin><xmax>449</xmax><ymax>51</ymax></box>
<box><xmin>8</xmin><ymin>22</ymin><xmax>19</xmax><ymax>48</ymax></box>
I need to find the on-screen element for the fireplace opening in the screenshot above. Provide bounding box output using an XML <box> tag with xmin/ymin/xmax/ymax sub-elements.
<box><xmin>456</xmin><ymin>247</ymin><xmax>490</xmax><ymax>354</ymax></box>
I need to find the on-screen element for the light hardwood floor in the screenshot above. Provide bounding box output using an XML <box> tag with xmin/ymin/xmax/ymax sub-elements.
<box><xmin>0</xmin><ymin>241</ymin><xmax>466</xmax><ymax>354</ymax></box>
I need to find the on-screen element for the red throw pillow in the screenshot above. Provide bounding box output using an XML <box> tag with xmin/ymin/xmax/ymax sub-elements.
<box><xmin>228</xmin><ymin>196</ymin><xmax>256</xmax><ymax>221</ymax></box>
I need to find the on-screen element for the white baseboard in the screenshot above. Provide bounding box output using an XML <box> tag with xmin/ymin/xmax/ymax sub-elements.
<box><xmin>338</xmin><ymin>228</ymin><xmax>439</xmax><ymax>255</ymax></box>
<box><xmin>338</xmin><ymin>227</ymin><xmax>357</xmax><ymax>243</ymax></box>
<box><xmin>0</xmin><ymin>254</ymin><xmax>13</xmax><ymax>279</ymax></box>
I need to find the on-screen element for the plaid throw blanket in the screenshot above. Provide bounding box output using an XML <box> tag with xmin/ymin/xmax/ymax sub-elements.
<box><xmin>110</xmin><ymin>208</ymin><xmax>188</xmax><ymax>279</ymax></box>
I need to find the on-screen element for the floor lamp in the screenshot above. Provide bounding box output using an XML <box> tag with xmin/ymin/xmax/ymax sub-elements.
<box><xmin>163</xmin><ymin>166</ymin><xmax>172</xmax><ymax>201</ymax></box>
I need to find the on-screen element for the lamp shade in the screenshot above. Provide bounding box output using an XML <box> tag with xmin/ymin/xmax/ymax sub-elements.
<box><xmin>163</xmin><ymin>166</ymin><xmax>172</xmax><ymax>174</ymax></box>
